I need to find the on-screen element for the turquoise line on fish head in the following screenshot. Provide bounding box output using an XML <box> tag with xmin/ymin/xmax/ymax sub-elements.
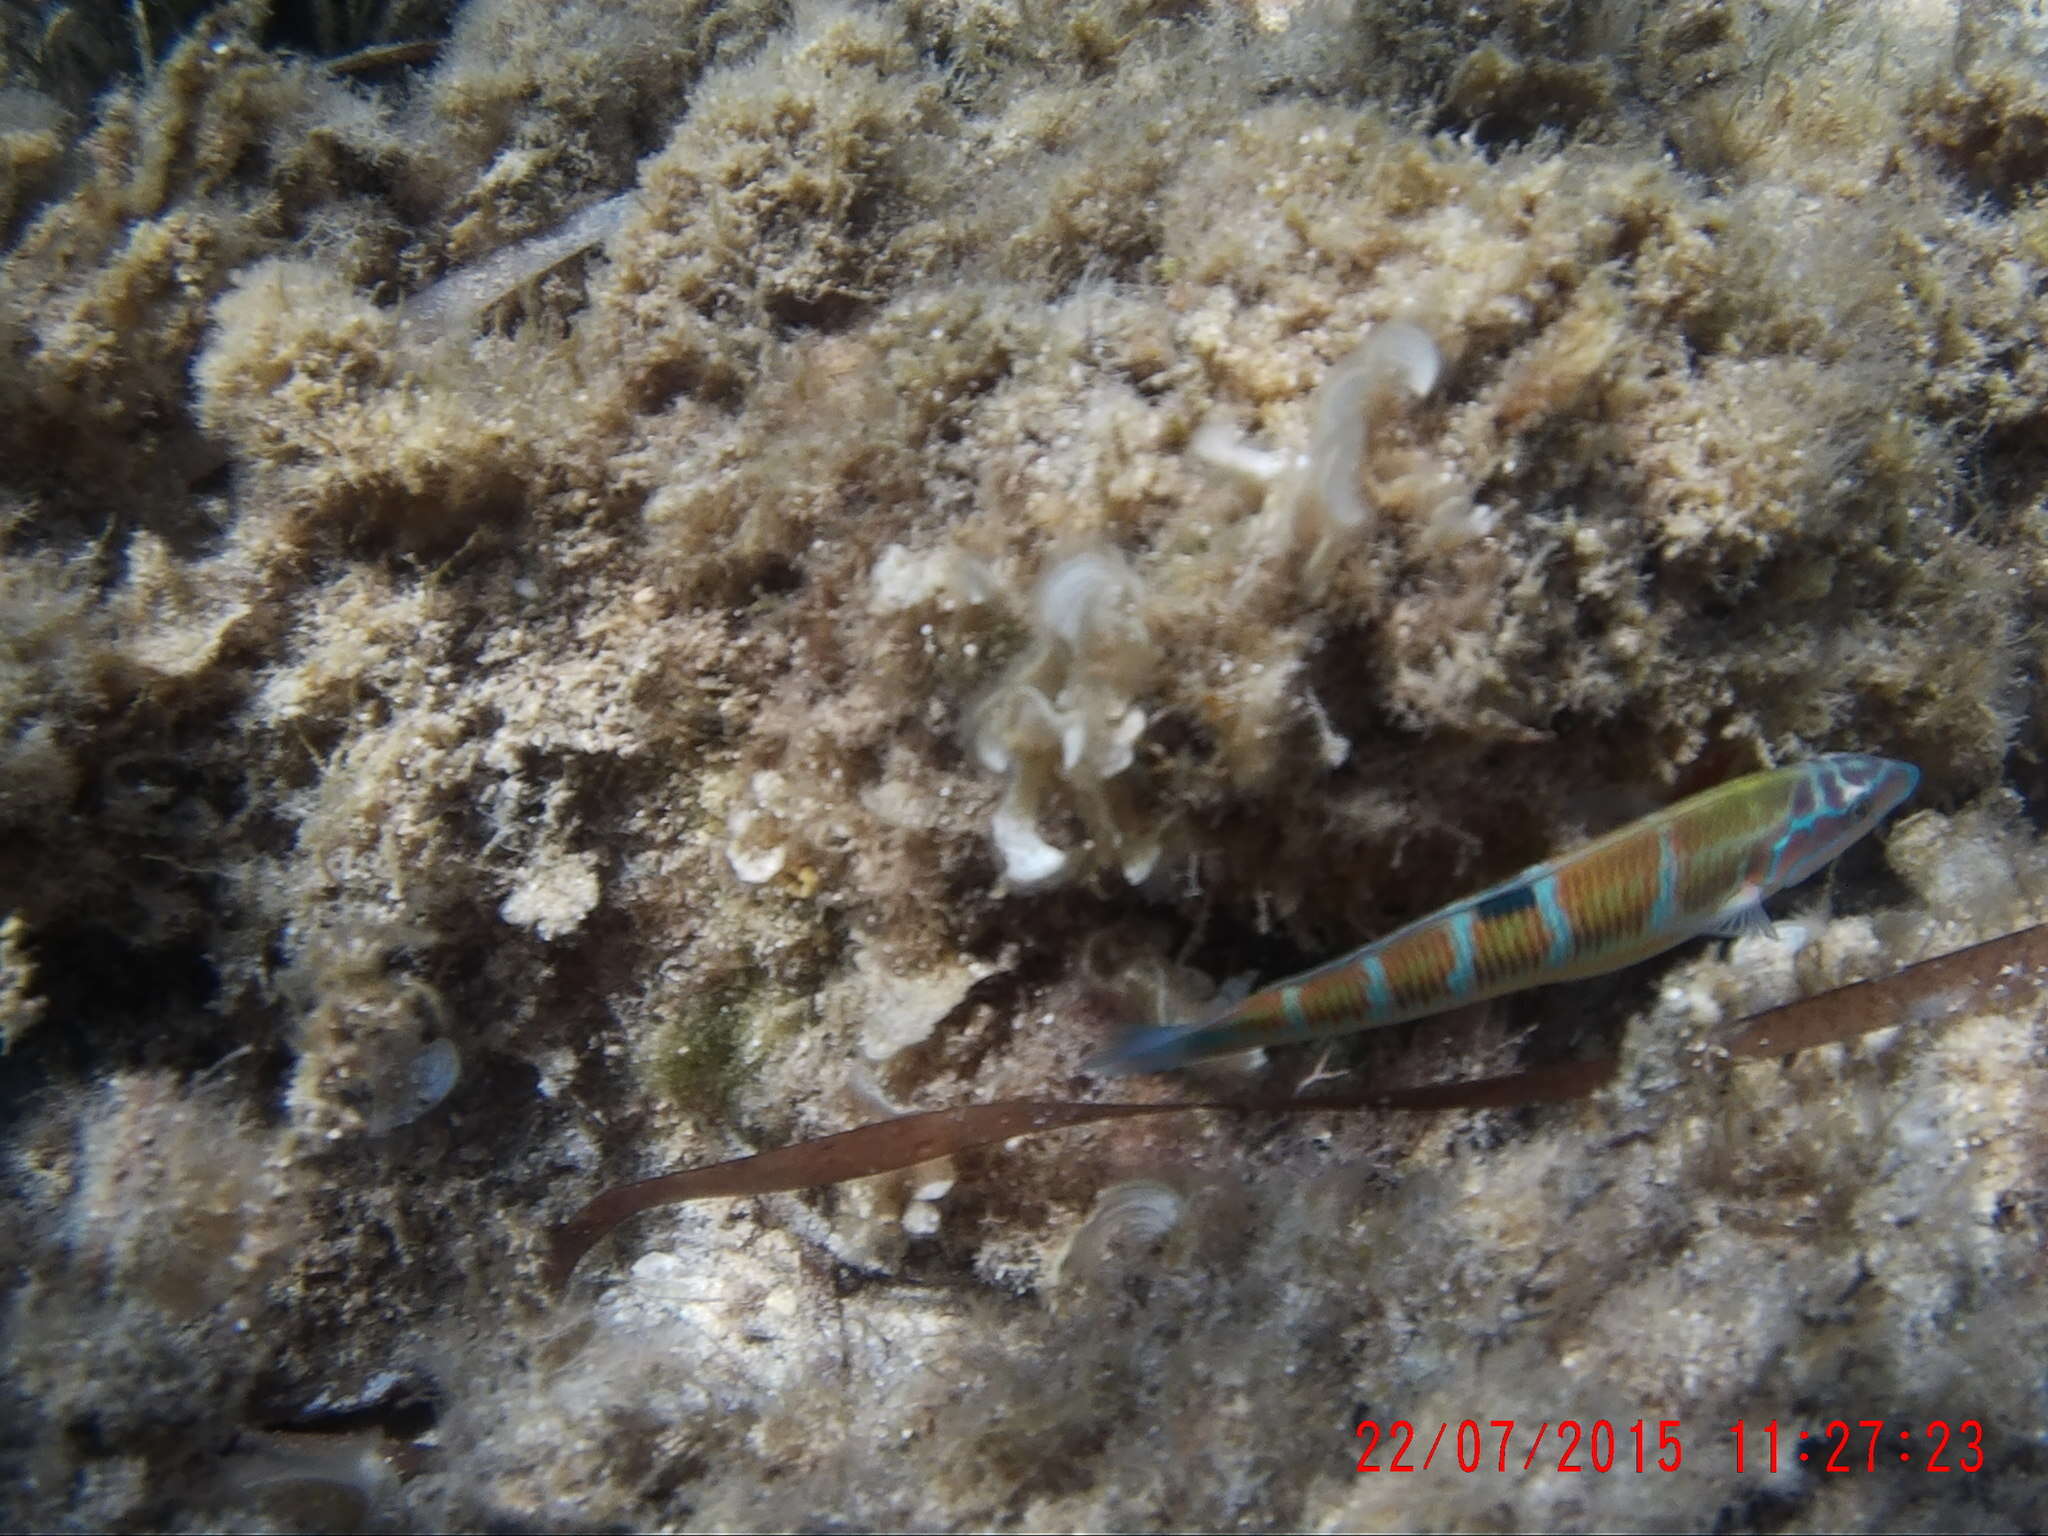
<box><xmin>1766</xmin><ymin>754</ymin><xmax>1919</xmax><ymax>892</ymax></box>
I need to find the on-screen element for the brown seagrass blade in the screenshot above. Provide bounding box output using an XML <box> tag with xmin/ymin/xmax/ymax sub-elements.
<box><xmin>544</xmin><ymin>1060</ymin><xmax>1619</xmax><ymax>1290</ymax></box>
<box><xmin>546</xmin><ymin>923</ymin><xmax>2048</xmax><ymax>1293</ymax></box>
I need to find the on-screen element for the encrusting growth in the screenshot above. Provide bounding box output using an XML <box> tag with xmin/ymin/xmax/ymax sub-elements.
<box><xmin>6</xmin><ymin>0</ymin><xmax>2048</xmax><ymax>1526</ymax></box>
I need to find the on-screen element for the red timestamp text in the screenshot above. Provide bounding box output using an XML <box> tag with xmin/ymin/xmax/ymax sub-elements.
<box><xmin>1354</xmin><ymin>1418</ymin><xmax>1685</xmax><ymax>1474</ymax></box>
<box><xmin>1728</xmin><ymin>1419</ymin><xmax>1985</xmax><ymax>1474</ymax></box>
<box><xmin>1353</xmin><ymin>1418</ymin><xmax>1987</xmax><ymax>1476</ymax></box>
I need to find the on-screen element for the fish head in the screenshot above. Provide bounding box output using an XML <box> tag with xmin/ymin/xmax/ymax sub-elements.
<box><xmin>1822</xmin><ymin>753</ymin><xmax>1921</xmax><ymax>829</ymax></box>
<box><xmin>1773</xmin><ymin>753</ymin><xmax>1920</xmax><ymax>891</ymax></box>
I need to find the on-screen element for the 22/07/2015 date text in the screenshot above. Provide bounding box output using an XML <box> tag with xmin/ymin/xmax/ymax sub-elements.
<box><xmin>1354</xmin><ymin>1418</ymin><xmax>1986</xmax><ymax>1475</ymax></box>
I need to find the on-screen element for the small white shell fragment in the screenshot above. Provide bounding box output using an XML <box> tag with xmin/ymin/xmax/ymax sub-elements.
<box><xmin>908</xmin><ymin>1172</ymin><xmax>956</xmax><ymax>1203</ymax></box>
<box><xmin>992</xmin><ymin>797</ymin><xmax>1069</xmax><ymax>885</ymax></box>
<box><xmin>726</xmin><ymin>839</ymin><xmax>788</xmax><ymax>885</ymax></box>
<box><xmin>1054</xmin><ymin>1179</ymin><xmax>1187</xmax><ymax>1289</ymax></box>
<box><xmin>868</xmin><ymin>544</ymin><xmax>995</xmax><ymax>612</ymax></box>
<box><xmin>499</xmin><ymin>850</ymin><xmax>601</xmax><ymax>940</ymax></box>
<box><xmin>725</xmin><ymin>806</ymin><xmax>788</xmax><ymax>884</ymax></box>
<box><xmin>845</xmin><ymin>949</ymin><xmax>991</xmax><ymax>1062</ymax></box>
<box><xmin>630</xmin><ymin>1250</ymin><xmax>687</xmax><ymax>1284</ymax></box>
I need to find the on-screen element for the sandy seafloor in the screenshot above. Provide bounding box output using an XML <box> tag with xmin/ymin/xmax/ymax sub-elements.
<box><xmin>3</xmin><ymin>0</ymin><xmax>2048</xmax><ymax>1528</ymax></box>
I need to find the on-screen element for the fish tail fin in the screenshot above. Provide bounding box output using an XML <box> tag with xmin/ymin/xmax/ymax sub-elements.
<box><xmin>1082</xmin><ymin>1023</ymin><xmax>1202</xmax><ymax>1077</ymax></box>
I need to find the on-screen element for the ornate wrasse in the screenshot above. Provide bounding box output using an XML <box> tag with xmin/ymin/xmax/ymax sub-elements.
<box><xmin>1087</xmin><ymin>753</ymin><xmax>1920</xmax><ymax>1075</ymax></box>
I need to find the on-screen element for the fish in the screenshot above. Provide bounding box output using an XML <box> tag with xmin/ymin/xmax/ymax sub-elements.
<box><xmin>1086</xmin><ymin>753</ymin><xmax>1920</xmax><ymax>1075</ymax></box>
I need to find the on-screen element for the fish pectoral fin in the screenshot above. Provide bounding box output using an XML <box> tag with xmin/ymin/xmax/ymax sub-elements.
<box><xmin>1704</xmin><ymin>897</ymin><xmax>1776</xmax><ymax>942</ymax></box>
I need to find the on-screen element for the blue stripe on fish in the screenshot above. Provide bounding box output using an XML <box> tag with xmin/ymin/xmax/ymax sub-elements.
<box><xmin>1533</xmin><ymin>872</ymin><xmax>1573</xmax><ymax>968</ymax></box>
